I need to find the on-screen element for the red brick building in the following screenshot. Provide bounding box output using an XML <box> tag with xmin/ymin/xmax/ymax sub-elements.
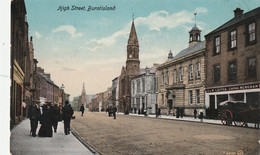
<box><xmin>205</xmin><ymin>7</ymin><xmax>260</xmax><ymax>112</ymax></box>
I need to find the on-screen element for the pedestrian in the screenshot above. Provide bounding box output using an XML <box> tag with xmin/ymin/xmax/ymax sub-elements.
<box><xmin>80</xmin><ymin>104</ymin><xmax>85</xmax><ymax>116</ymax></box>
<box><xmin>38</xmin><ymin>104</ymin><xmax>53</xmax><ymax>137</ymax></box>
<box><xmin>194</xmin><ymin>108</ymin><xmax>197</xmax><ymax>119</ymax></box>
<box><xmin>158</xmin><ymin>108</ymin><xmax>161</xmax><ymax>117</ymax></box>
<box><xmin>113</xmin><ymin>106</ymin><xmax>117</xmax><ymax>119</ymax></box>
<box><xmin>51</xmin><ymin>104</ymin><xmax>61</xmax><ymax>133</ymax></box>
<box><xmin>28</xmin><ymin>102</ymin><xmax>41</xmax><ymax>137</ymax></box>
<box><xmin>180</xmin><ymin>107</ymin><xmax>184</xmax><ymax>118</ymax></box>
<box><xmin>176</xmin><ymin>108</ymin><xmax>180</xmax><ymax>118</ymax></box>
<box><xmin>62</xmin><ymin>101</ymin><xmax>74</xmax><ymax>135</ymax></box>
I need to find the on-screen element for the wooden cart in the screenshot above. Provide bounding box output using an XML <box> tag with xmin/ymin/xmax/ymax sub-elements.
<box><xmin>219</xmin><ymin>101</ymin><xmax>260</xmax><ymax>127</ymax></box>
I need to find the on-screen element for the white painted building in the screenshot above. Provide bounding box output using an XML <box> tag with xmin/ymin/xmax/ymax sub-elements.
<box><xmin>131</xmin><ymin>65</ymin><xmax>158</xmax><ymax>114</ymax></box>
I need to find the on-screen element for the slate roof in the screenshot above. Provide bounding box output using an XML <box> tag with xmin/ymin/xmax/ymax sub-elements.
<box><xmin>173</xmin><ymin>40</ymin><xmax>205</xmax><ymax>60</ymax></box>
<box><xmin>206</xmin><ymin>7</ymin><xmax>260</xmax><ymax>36</ymax></box>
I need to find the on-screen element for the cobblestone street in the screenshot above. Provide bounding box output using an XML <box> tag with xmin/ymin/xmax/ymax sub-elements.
<box><xmin>71</xmin><ymin>112</ymin><xmax>259</xmax><ymax>155</ymax></box>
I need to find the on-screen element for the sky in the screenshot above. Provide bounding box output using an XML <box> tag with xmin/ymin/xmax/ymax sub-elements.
<box><xmin>23</xmin><ymin>0</ymin><xmax>260</xmax><ymax>99</ymax></box>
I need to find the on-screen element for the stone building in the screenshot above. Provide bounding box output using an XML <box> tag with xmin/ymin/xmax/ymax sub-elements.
<box><xmin>131</xmin><ymin>64</ymin><xmax>158</xmax><ymax>114</ymax></box>
<box><xmin>157</xmin><ymin>25</ymin><xmax>206</xmax><ymax>116</ymax></box>
<box><xmin>102</xmin><ymin>87</ymin><xmax>112</xmax><ymax>111</ymax></box>
<box><xmin>118</xmin><ymin>19</ymin><xmax>140</xmax><ymax>113</ymax></box>
<box><xmin>205</xmin><ymin>7</ymin><xmax>260</xmax><ymax>112</ymax></box>
<box><xmin>10</xmin><ymin>0</ymin><xmax>29</xmax><ymax>127</ymax></box>
<box><xmin>112</xmin><ymin>77</ymin><xmax>119</xmax><ymax>108</ymax></box>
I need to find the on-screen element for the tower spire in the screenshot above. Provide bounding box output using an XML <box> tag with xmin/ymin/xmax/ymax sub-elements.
<box><xmin>81</xmin><ymin>82</ymin><xmax>86</xmax><ymax>95</ymax></box>
<box><xmin>128</xmin><ymin>18</ymin><xmax>139</xmax><ymax>46</ymax></box>
<box><xmin>194</xmin><ymin>12</ymin><xmax>197</xmax><ymax>26</ymax></box>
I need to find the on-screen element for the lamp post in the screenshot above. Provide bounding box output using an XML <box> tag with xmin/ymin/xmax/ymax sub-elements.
<box><xmin>60</xmin><ymin>84</ymin><xmax>65</xmax><ymax>107</ymax></box>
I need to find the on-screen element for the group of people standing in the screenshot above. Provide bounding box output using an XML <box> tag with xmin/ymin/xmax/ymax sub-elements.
<box><xmin>28</xmin><ymin>100</ymin><xmax>74</xmax><ymax>137</ymax></box>
<box><xmin>107</xmin><ymin>106</ymin><xmax>117</xmax><ymax>119</ymax></box>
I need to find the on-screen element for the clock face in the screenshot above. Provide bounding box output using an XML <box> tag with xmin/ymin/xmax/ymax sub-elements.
<box><xmin>129</xmin><ymin>54</ymin><xmax>132</xmax><ymax>58</ymax></box>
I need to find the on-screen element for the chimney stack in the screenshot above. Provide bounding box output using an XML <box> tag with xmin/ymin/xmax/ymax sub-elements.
<box><xmin>234</xmin><ymin>8</ymin><xmax>243</xmax><ymax>18</ymax></box>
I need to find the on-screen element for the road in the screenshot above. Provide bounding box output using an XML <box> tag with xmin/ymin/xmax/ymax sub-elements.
<box><xmin>71</xmin><ymin>112</ymin><xmax>259</xmax><ymax>155</ymax></box>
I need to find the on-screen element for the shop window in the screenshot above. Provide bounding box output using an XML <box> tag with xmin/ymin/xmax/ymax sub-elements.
<box><xmin>228</xmin><ymin>61</ymin><xmax>237</xmax><ymax>81</ymax></box>
<box><xmin>214</xmin><ymin>36</ymin><xmax>221</xmax><ymax>55</ymax></box>
<box><xmin>214</xmin><ymin>64</ymin><xmax>220</xmax><ymax>83</ymax></box>
<box><xmin>248</xmin><ymin>57</ymin><xmax>256</xmax><ymax>78</ymax></box>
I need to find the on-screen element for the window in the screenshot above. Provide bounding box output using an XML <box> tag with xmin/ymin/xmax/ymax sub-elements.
<box><xmin>248</xmin><ymin>57</ymin><xmax>256</xmax><ymax>78</ymax></box>
<box><xmin>132</xmin><ymin>81</ymin><xmax>135</xmax><ymax>95</ymax></box>
<box><xmin>196</xmin><ymin>90</ymin><xmax>200</xmax><ymax>104</ymax></box>
<box><xmin>189</xmin><ymin>65</ymin><xmax>193</xmax><ymax>80</ymax></box>
<box><xmin>142</xmin><ymin>78</ymin><xmax>145</xmax><ymax>92</ymax></box>
<box><xmin>166</xmin><ymin>71</ymin><xmax>169</xmax><ymax>84</ymax></box>
<box><xmin>228</xmin><ymin>61</ymin><xmax>237</xmax><ymax>81</ymax></box>
<box><xmin>188</xmin><ymin>91</ymin><xmax>193</xmax><ymax>104</ymax></box>
<box><xmin>214</xmin><ymin>64</ymin><xmax>220</xmax><ymax>83</ymax></box>
<box><xmin>173</xmin><ymin>69</ymin><xmax>177</xmax><ymax>83</ymax></box>
<box><xmin>161</xmin><ymin>72</ymin><xmax>164</xmax><ymax>85</ymax></box>
<box><xmin>230</xmin><ymin>30</ymin><xmax>237</xmax><ymax>49</ymax></box>
<box><xmin>214</xmin><ymin>36</ymin><xmax>221</xmax><ymax>55</ymax></box>
<box><xmin>248</xmin><ymin>22</ymin><xmax>256</xmax><ymax>42</ymax></box>
<box><xmin>179</xmin><ymin>67</ymin><xmax>183</xmax><ymax>81</ymax></box>
<box><xmin>161</xmin><ymin>94</ymin><xmax>164</xmax><ymax>105</ymax></box>
<box><xmin>196</xmin><ymin>62</ymin><xmax>200</xmax><ymax>78</ymax></box>
<box><xmin>137</xmin><ymin>79</ymin><xmax>141</xmax><ymax>93</ymax></box>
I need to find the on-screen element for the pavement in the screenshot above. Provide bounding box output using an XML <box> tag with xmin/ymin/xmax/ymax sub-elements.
<box><xmin>10</xmin><ymin>119</ymin><xmax>94</xmax><ymax>155</ymax></box>
<box><xmin>126</xmin><ymin>113</ymin><xmax>258</xmax><ymax>128</ymax></box>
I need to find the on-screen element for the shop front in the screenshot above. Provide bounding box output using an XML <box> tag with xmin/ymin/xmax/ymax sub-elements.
<box><xmin>205</xmin><ymin>83</ymin><xmax>260</xmax><ymax>109</ymax></box>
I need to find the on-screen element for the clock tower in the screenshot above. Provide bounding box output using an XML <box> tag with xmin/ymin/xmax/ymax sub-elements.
<box><xmin>126</xmin><ymin>20</ymin><xmax>140</xmax><ymax>76</ymax></box>
<box><xmin>118</xmin><ymin>18</ymin><xmax>141</xmax><ymax>113</ymax></box>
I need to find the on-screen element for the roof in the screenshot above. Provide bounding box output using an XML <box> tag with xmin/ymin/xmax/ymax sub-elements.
<box><xmin>128</xmin><ymin>20</ymin><xmax>139</xmax><ymax>46</ymax></box>
<box><xmin>37</xmin><ymin>72</ymin><xmax>59</xmax><ymax>87</ymax></box>
<box><xmin>190</xmin><ymin>25</ymin><xmax>200</xmax><ymax>31</ymax></box>
<box><xmin>174</xmin><ymin>40</ymin><xmax>205</xmax><ymax>60</ymax></box>
<box><xmin>135</xmin><ymin>65</ymin><xmax>158</xmax><ymax>78</ymax></box>
<box><xmin>206</xmin><ymin>7</ymin><xmax>260</xmax><ymax>36</ymax></box>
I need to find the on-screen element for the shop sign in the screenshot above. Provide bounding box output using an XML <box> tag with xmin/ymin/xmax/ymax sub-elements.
<box><xmin>206</xmin><ymin>83</ymin><xmax>260</xmax><ymax>93</ymax></box>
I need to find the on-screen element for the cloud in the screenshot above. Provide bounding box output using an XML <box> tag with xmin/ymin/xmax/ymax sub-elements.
<box><xmin>86</xmin><ymin>28</ymin><xmax>129</xmax><ymax>52</ymax></box>
<box><xmin>85</xmin><ymin>7</ymin><xmax>208</xmax><ymax>52</ymax></box>
<box><xmin>52</xmin><ymin>25</ymin><xmax>83</xmax><ymax>38</ymax></box>
<box><xmin>34</xmin><ymin>31</ymin><xmax>41</xmax><ymax>39</ymax></box>
<box><xmin>60</xmin><ymin>67</ymin><xmax>77</xmax><ymax>72</ymax></box>
<box><xmin>135</xmin><ymin>7</ymin><xmax>208</xmax><ymax>32</ymax></box>
<box><xmin>195</xmin><ymin>7</ymin><xmax>208</xmax><ymax>14</ymax></box>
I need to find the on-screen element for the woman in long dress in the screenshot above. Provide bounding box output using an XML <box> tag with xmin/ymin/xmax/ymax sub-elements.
<box><xmin>38</xmin><ymin>104</ymin><xmax>53</xmax><ymax>137</ymax></box>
